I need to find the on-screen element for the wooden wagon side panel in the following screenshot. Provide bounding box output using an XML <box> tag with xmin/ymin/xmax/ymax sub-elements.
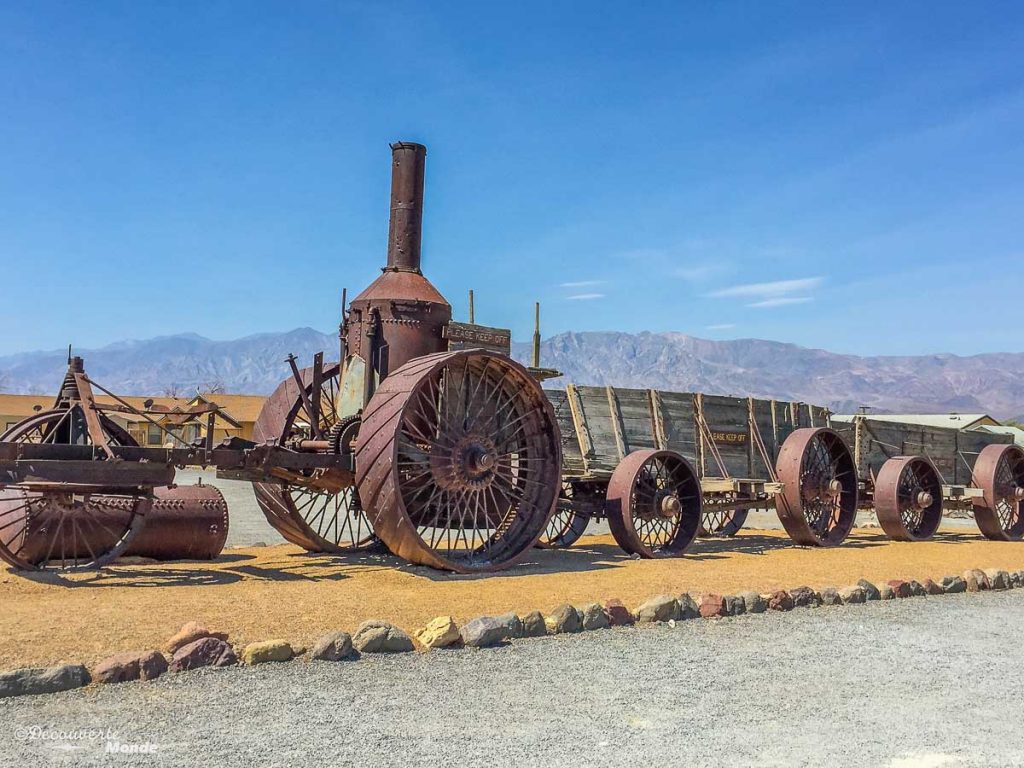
<box><xmin>698</xmin><ymin>394</ymin><xmax>751</xmax><ymax>477</ymax></box>
<box><xmin>614</xmin><ymin>388</ymin><xmax>660</xmax><ymax>454</ymax></box>
<box><xmin>573</xmin><ymin>386</ymin><xmax>626</xmax><ymax>473</ymax></box>
<box><xmin>749</xmin><ymin>399</ymin><xmax>779</xmax><ymax>478</ymax></box>
<box><xmin>543</xmin><ymin>389</ymin><xmax>586</xmax><ymax>476</ymax></box>
<box><xmin>653</xmin><ymin>390</ymin><xmax>698</xmax><ymax>466</ymax></box>
<box><xmin>954</xmin><ymin>429</ymin><xmax>1013</xmax><ymax>485</ymax></box>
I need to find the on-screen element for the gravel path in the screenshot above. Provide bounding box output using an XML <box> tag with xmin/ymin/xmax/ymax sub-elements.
<box><xmin>2</xmin><ymin>591</ymin><xmax>1023</xmax><ymax>767</ymax></box>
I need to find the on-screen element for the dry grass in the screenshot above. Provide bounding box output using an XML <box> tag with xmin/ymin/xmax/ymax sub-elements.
<box><xmin>2</xmin><ymin>527</ymin><xmax>1023</xmax><ymax>668</ymax></box>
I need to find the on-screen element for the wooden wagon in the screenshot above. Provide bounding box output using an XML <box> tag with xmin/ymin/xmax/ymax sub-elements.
<box><xmin>536</xmin><ymin>385</ymin><xmax>1024</xmax><ymax>555</ymax></box>
<box><xmin>539</xmin><ymin>384</ymin><xmax>855</xmax><ymax>555</ymax></box>
<box><xmin>833</xmin><ymin>416</ymin><xmax>1023</xmax><ymax>541</ymax></box>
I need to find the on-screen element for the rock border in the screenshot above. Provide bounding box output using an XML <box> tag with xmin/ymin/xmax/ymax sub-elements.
<box><xmin>2</xmin><ymin>567</ymin><xmax>1022</xmax><ymax>699</ymax></box>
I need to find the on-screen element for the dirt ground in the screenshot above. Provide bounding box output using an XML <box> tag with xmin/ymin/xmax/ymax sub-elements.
<box><xmin>2</xmin><ymin>527</ymin><xmax>1023</xmax><ymax>669</ymax></box>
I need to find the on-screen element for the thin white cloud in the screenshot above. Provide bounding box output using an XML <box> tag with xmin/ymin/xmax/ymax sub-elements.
<box><xmin>559</xmin><ymin>280</ymin><xmax>606</xmax><ymax>288</ymax></box>
<box><xmin>709</xmin><ymin>276</ymin><xmax>823</xmax><ymax>298</ymax></box>
<box><xmin>748</xmin><ymin>297</ymin><xmax>813</xmax><ymax>308</ymax></box>
<box><xmin>706</xmin><ymin>323</ymin><xmax>737</xmax><ymax>330</ymax></box>
<box><xmin>566</xmin><ymin>293</ymin><xmax>605</xmax><ymax>301</ymax></box>
<box><xmin>674</xmin><ymin>264</ymin><xmax>722</xmax><ymax>282</ymax></box>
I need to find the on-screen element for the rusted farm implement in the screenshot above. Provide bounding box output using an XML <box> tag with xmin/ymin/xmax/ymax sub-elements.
<box><xmin>1</xmin><ymin>141</ymin><xmax>1022</xmax><ymax>574</ymax></box>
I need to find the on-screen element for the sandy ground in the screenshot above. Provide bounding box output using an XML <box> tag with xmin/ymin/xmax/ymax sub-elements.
<box><xmin>2</xmin><ymin>521</ymin><xmax>1022</xmax><ymax>669</ymax></box>
<box><xmin>2</xmin><ymin>592</ymin><xmax>1023</xmax><ymax>767</ymax></box>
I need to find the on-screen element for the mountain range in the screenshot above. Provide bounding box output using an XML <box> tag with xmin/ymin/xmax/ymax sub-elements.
<box><xmin>1</xmin><ymin>328</ymin><xmax>1022</xmax><ymax>420</ymax></box>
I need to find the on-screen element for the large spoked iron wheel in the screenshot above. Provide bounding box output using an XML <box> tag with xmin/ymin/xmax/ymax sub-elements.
<box><xmin>252</xmin><ymin>363</ymin><xmax>378</xmax><ymax>553</ymax></box>
<box><xmin>971</xmin><ymin>444</ymin><xmax>1024</xmax><ymax>541</ymax></box>
<box><xmin>606</xmin><ymin>449</ymin><xmax>702</xmax><ymax>558</ymax></box>
<box><xmin>775</xmin><ymin>428</ymin><xmax>858</xmax><ymax>546</ymax></box>
<box><xmin>536</xmin><ymin>481</ymin><xmax>593</xmax><ymax>549</ymax></box>
<box><xmin>698</xmin><ymin>496</ymin><xmax>749</xmax><ymax>537</ymax></box>
<box><xmin>874</xmin><ymin>456</ymin><xmax>943</xmax><ymax>541</ymax></box>
<box><xmin>355</xmin><ymin>350</ymin><xmax>562</xmax><ymax>573</ymax></box>
<box><xmin>0</xmin><ymin>410</ymin><xmax>150</xmax><ymax>571</ymax></box>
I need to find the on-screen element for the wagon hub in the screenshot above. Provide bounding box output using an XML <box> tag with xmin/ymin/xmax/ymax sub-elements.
<box><xmin>660</xmin><ymin>493</ymin><xmax>682</xmax><ymax>518</ymax></box>
<box><xmin>431</xmin><ymin>435</ymin><xmax>499</xmax><ymax>490</ymax></box>
<box><xmin>915</xmin><ymin>491</ymin><xmax>934</xmax><ymax>510</ymax></box>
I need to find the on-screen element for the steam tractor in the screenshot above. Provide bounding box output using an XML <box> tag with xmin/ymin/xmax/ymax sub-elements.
<box><xmin>1</xmin><ymin>141</ymin><xmax>1022</xmax><ymax>574</ymax></box>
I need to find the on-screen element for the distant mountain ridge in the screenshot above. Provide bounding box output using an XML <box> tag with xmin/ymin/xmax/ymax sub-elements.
<box><xmin>2</xmin><ymin>329</ymin><xmax>1022</xmax><ymax>420</ymax></box>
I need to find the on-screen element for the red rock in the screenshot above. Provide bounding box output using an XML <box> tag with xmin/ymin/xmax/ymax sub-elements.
<box><xmin>767</xmin><ymin>590</ymin><xmax>793</xmax><ymax>611</ymax></box>
<box><xmin>603</xmin><ymin>599</ymin><xmax>634</xmax><ymax>626</ymax></box>
<box><xmin>165</xmin><ymin>622</ymin><xmax>228</xmax><ymax>654</ymax></box>
<box><xmin>93</xmin><ymin>650</ymin><xmax>167</xmax><ymax>684</ymax></box>
<box><xmin>887</xmin><ymin>579</ymin><xmax>913</xmax><ymax>598</ymax></box>
<box><xmin>922</xmin><ymin>579</ymin><xmax>944</xmax><ymax>596</ymax></box>
<box><xmin>170</xmin><ymin>637</ymin><xmax>237</xmax><ymax>672</ymax></box>
<box><xmin>698</xmin><ymin>593</ymin><xmax>726</xmax><ymax>618</ymax></box>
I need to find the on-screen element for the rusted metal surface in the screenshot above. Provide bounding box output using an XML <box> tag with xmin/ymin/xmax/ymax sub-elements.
<box><xmin>774</xmin><ymin>427</ymin><xmax>859</xmax><ymax>547</ymax></box>
<box><xmin>251</xmin><ymin>360</ymin><xmax>377</xmax><ymax>553</ymax></box>
<box><xmin>605</xmin><ymin>449</ymin><xmax>702</xmax><ymax>558</ymax></box>
<box><xmin>0</xmin><ymin>488</ymin><xmax>151</xmax><ymax>571</ymax></box>
<box><xmin>971</xmin><ymin>443</ymin><xmax>1024</xmax><ymax>541</ymax></box>
<box><xmin>342</xmin><ymin>143</ymin><xmax>451</xmax><ymax>397</ymax></box>
<box><xmin>536</xmin><ymin>480</ymin><xmax>600</xmax><ymax>549</ymax></box>
<box><xmin>874</xmin><ymin>456</ymin><xmax>943</xmax><ymax>541</ymax></box>
<box><xmin>6</xmin><ymin>484</ymin><xmax>228</xmax><ymax>565</ymax></box>
<box><xmin>355</xmin><ymin>349</ymin><xmax>561</xmax><ymax>572</ymax></box>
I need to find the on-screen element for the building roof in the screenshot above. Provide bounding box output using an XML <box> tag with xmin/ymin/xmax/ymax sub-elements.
<box><xmin>192</xmin><ymin>393</ymin><xmax>266</xmax><ymax>424</ymax></box>
<box><xmin>832</xmin><ymin>413</ymin><xmax>999</xmax><ymax>430</ymax></box>
<box><xmin>972</xmin><ymin>424</ymin><xmax>1024</xmax><ymax>447</ymax></box>
<box><xmin>0</xmin><ymin>392</ymin><xmax>266</xmax><ymax>425</ymax></box>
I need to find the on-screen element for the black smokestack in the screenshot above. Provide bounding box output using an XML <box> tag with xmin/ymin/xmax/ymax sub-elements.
<box><xmin>386</xmin><ymin>141</ymin><xmax>426</xmax><ymax>272</ymax></box>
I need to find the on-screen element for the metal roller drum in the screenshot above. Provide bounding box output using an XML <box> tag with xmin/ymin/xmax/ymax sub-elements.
<box><xmin>6</xmin><ymin>484</ymin><xmax>229</xmax><ymax>565</ymax></box>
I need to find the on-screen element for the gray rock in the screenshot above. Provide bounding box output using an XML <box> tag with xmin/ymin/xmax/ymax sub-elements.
<box><xmin>580</xmin><ymin>603</ymin><xmax>610</xmax><ymax>630</ymax></box>
<box><xmin>984</xmin><ymin>569</ymin><xmax>1010</xmax><ymax>590</ymax></box>
<box><xmin>0</xmin><ymin>664</ymin><xmax>91</xmax><ymax>698</ymax></box>
<box><xmin>838</xmin><ymin>586</ymin><xmax>866</xmax><ymax>604</ymax></box>
<box><xmin>636</xmin><ymin>595</ymin><xmax>680</xmax><ymax>623</ymax></box>
<box><xmin>941</xmin><ymin>575</ymin><xmax>967</xmax><ymax>594</ymax></box>
<box><xmin>460</xmin><ymin>617</ymin><xmax>510</xmax><ymax>648</ymax></box>
<box><xmin>818</xmin><ymin>587</ymin><xmax>842</xmax><ymax>606</ymax></box>
<box><xmin>170</xmin><ymin>637</ymin><xmax>237</xmax><ymax>672</ymax></box>
<box><xmin>879</xmin><ymin>584</ymin><xmax>896</xmax><ymax>600</ymax></box>
<box><xmin>521</xmin><ymin>611</ymin><xmax>547</xmax><ymax>637</ymax></box>
<box><xmin>495</xmin><ymin>612</ymin><xmax>524</xmax><ymax>639</ymax></box>
<box><xmin>739</xmin><ymin>591</ymin><xmax>767</xmax><ymax>614</ymax></box>
<box><xmin>351</xmin><ymin>621</ymin><xmax>414</xmax><ymax>654</ymax></box>
<box><xmin>790</xmin><ymin>586</ymin><xmax>820</xmax><ymax>608</ymax></box>
<box><xmin>1012</xmin><ymin>571</ymin><xmax>1024</xmax><ymax>588</ymax></box>
<box><xmin>908</xmin><ymin>580</ymin><xmax>927</xmax><ymax>597</ymax></box>
<box><xmin>545</xmin><ymin>604</ymin><xmax>582</xmax><ymax>634</ymax></box>
<box><xmin>723</xmin><ymin>595</ymin><xmax>746</xmax><ymax>616</ymax></box>
<box><xmin>677</xmin><ymin>593</ymin><xmax>700</xmax><ymax>619</ymax></box>
<box><xmin>311</xmin><ymin>631</ymin><xmax>354</xmax><ymax>661</ymax></box>
<box><xmin>857</xmin><ymin>579</ymin><xmax>881</xmax><ymax>600</ymax></box>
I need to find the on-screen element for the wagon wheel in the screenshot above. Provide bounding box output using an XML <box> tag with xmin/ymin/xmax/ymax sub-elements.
<box><xmin>0</xmin><ymin>410</ymin><xmax>150</xmax><ymax>571</ymax></box>
<box><xmin>536</xmin><ymin>481</ymin><xmax>591</xmax><ymax>549</ymax></box>
<box><xmin>874</xmin><ymin>456</ymin><xmax>943</xmax><ymax>541</ymax></box>
<box><xmin>698</xmin><ymin>495</ymin><xmax>749</xmax><ymax>537</ymax></box>
<box><xmin>252</xmin><ymin>363</ymin><xmax>378</xmax><ymax>553</ymax></box>
<box><xmin>605</xmin><ymin>449</ymin><xmax>702</xmax><ymax>558</ymax></box>
<box><xmin>971</xmin><ymin>444</ymin><xmax>1024</xmax><ymax>541</ymax></box>
<box><xmin>355</xmin><ymin>350</ymin><xmax>562</xmax><ymax>572</ymax></box>
<box><xmin>774</xmin><ymin>427</ymin><xmax>858</xmax><ymax>546</ymax></box>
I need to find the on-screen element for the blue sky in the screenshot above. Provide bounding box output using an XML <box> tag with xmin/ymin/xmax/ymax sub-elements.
<box><xmin>1</xmin><ymin>1</ymin><xmax>1022</xmax><ymax>357</ymax></box>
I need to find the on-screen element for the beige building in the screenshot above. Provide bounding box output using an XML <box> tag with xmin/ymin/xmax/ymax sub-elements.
<box><xmin>0</xmin><ymin>392</ymin><xmax>266</xmax><ymax>447</ymax></box>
